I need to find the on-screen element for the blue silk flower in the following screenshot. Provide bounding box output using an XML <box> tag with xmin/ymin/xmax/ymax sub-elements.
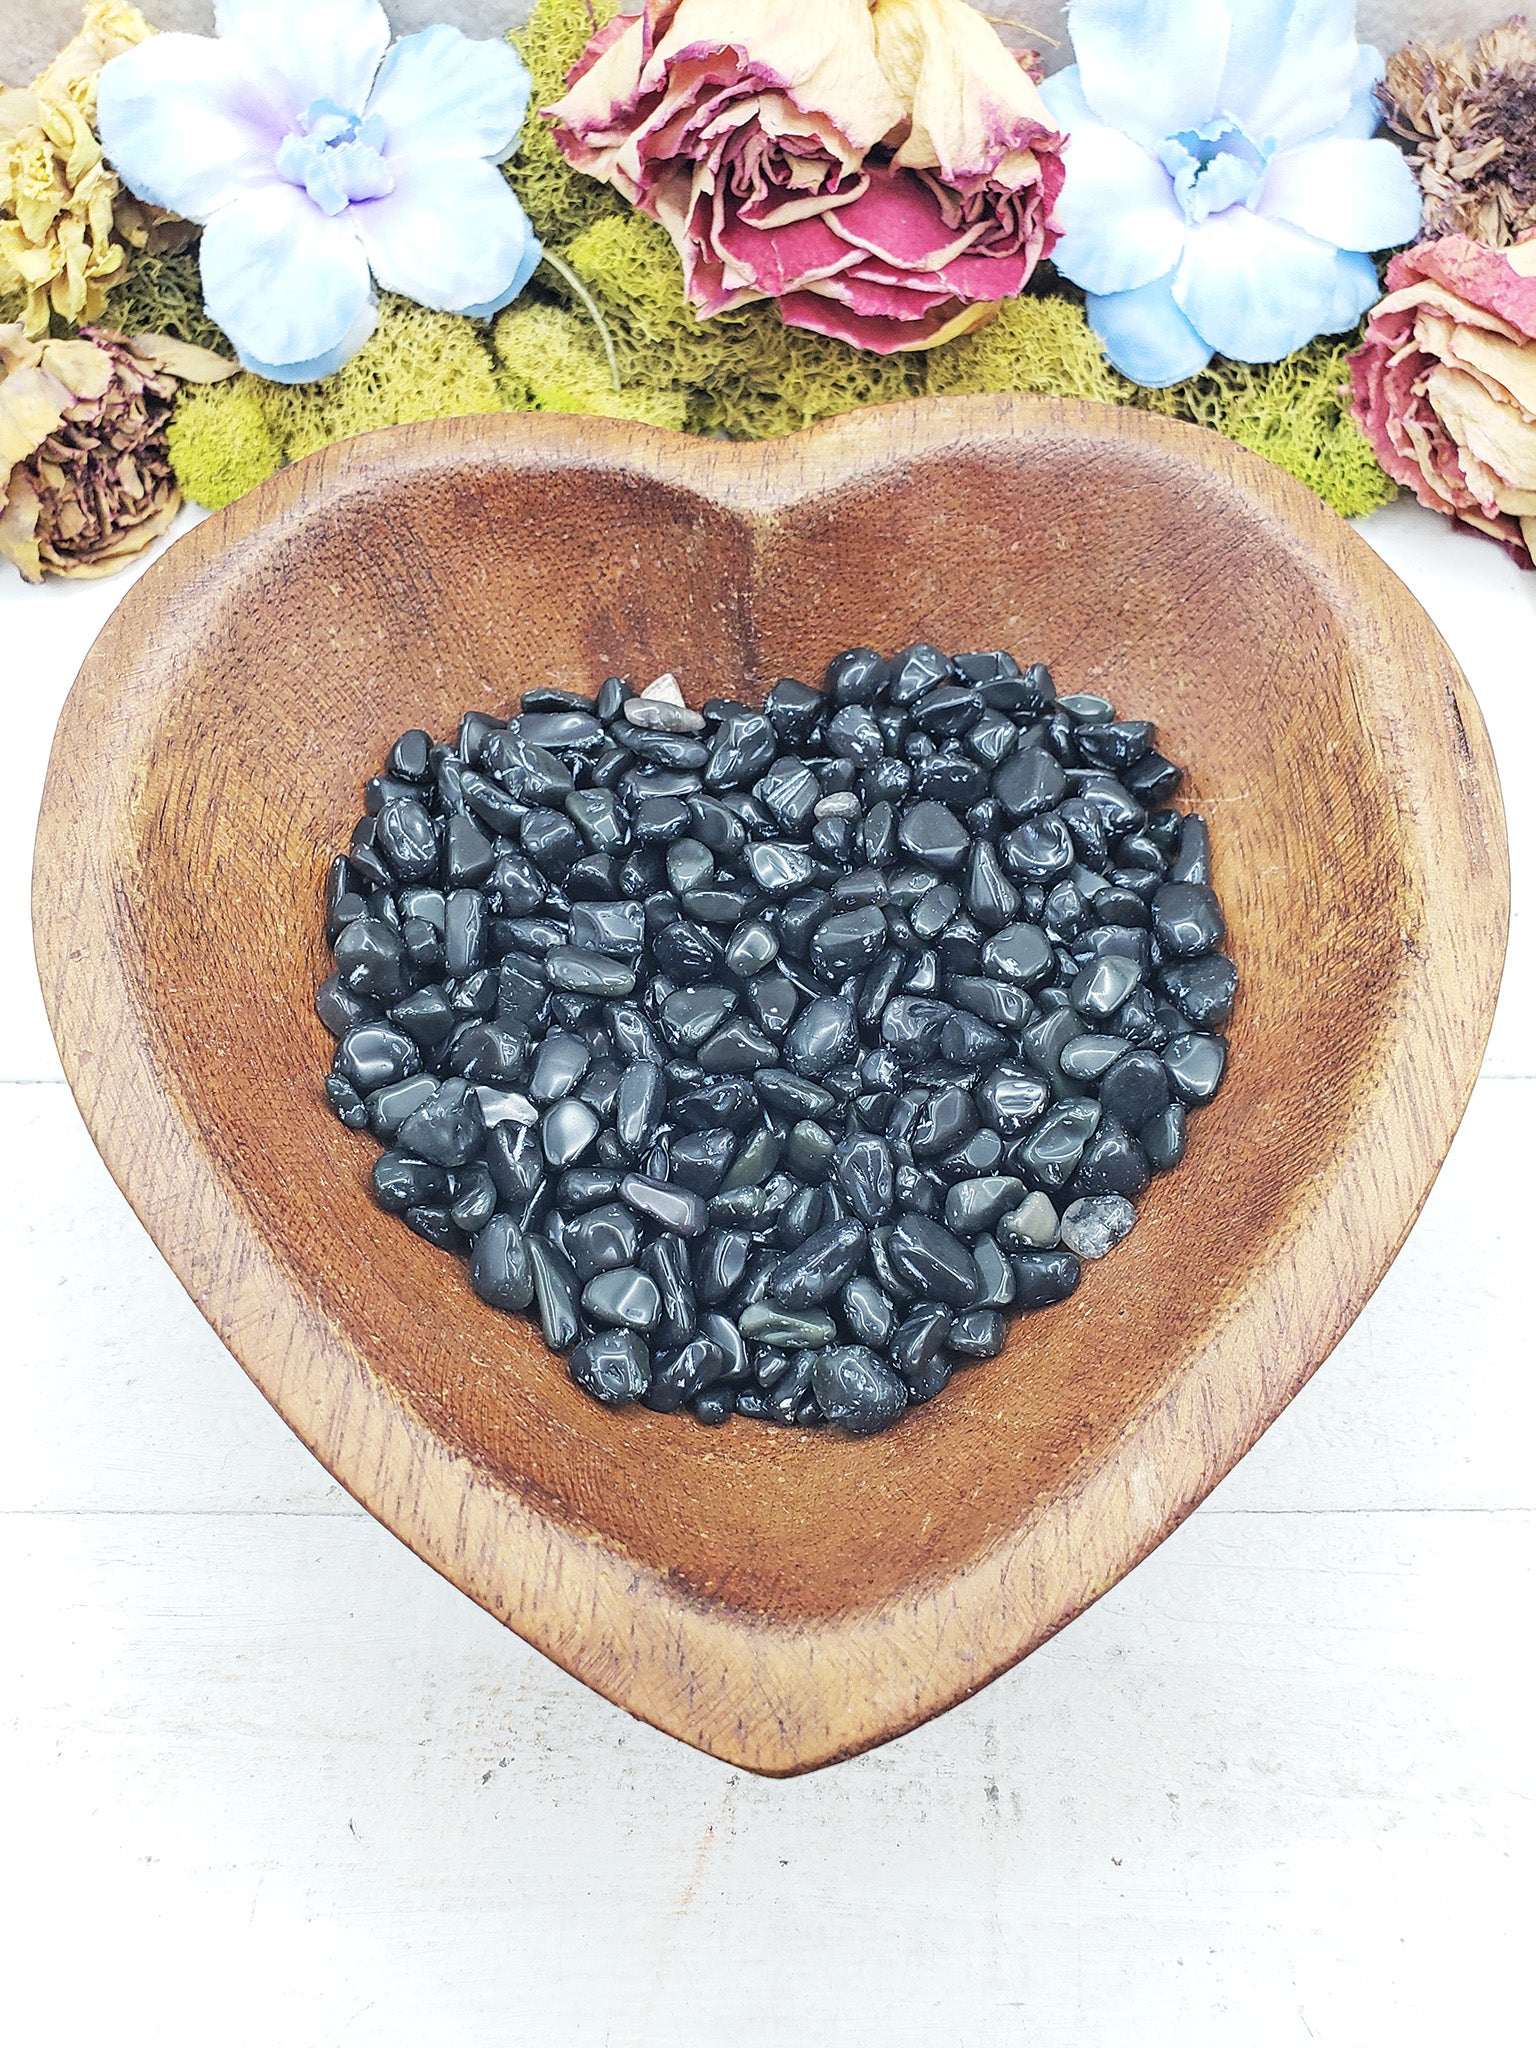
<box><xmin>97</xmin><ymin>0</ymin><xmax>541</xmax><ymax>382</ymax></box>
<box><xmin>1040</xmin><ymin>0</ymin><xmax>1424</xmax><ymax>385</ymax></box>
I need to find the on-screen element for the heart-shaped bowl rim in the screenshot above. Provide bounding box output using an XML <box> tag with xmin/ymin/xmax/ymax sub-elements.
<box><xmin>33</xmin><ymin>396</ymin><xmax>1508</xmax><ymax>1773</ymax></box>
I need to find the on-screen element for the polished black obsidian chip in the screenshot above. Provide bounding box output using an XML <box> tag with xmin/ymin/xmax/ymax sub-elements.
<box><xmin>319</xmin><ymin>653</ymin><xmax>1235</xmax><ymax>1435</ymax></box>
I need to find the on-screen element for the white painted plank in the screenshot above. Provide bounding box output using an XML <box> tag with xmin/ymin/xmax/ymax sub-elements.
<box><xmin>2</xmin><ymin>1507</ymin><xmax>1529</xmax><ymax>2048</ymax></box>
<box><xmin>6</xmin><ymin>507</ymin><xmax>208</xmax><ymax>1085</ymax></box>
<box><xmin>1352</xmin><ymin>499</ymin><xmax>1536</xmax><ymax>1079</ymax></box>
<box><xmin>3</xmin><ymin>1084</ymin><xmax>349</xmax><ymax>1515</ymax></box>
<box><xmin>1202</xmin><ymin>1069</ymin><xmax>1535</xmax><ymax>1514</ymax></box>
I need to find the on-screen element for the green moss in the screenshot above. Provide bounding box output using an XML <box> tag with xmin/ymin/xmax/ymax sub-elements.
<box><xmin>923</xmin><ymin>293</ymin><xmax>1139</xmax><ymax>406</ymax></box>
<box><xmin>1151</xmin><ymin>338</ymin><xmax>1398</xmax><ymax>520</ymax></box>
<box><xmin>507</xmin><ymin>0</ymin><xmax>627</xmax><ymax>250</ymax></box>
<box><xmin>717</xmin><ymin>317</ymin><xmax>925</xmax><ymax>438</ymax></box>
<box><xmin>565</xmin><ymin>210</ymin><xmax>923</xmax><ymax>437</ymax></box>
<box><xmin>168</xmin><ymin>377</ymin><xmax>284</xmax><ymax>508</ymax></box>
<box><xmin>255</xmin><ymin>295</ymin><xmax>505</xmax><ymax>461</ymax></box>
<box><xmin>99</xmin><ymin>248</ymin><xmax>228</xmax><ymax>352</ymax></box>
<box><xmin>166</xmin><ymin>296</ymin><xmax>507</xmax><ymax>503</ymax></box>
<box><xmin>922</xmin><ymin>296</ymin><xmax>1395</xmax><ymax>519</ymax></box>
<box><xmin>494</xmin><ymin>298</ymin><xmax>689</xmax><ymax>428</ymax></box>
<box><xmin>564</xmin><ymin>212</ymin><xmax>731</xmax><ymax>392</ymax></box>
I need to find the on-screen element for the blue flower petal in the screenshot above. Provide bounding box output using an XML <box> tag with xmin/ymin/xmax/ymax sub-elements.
<box><xmin>1314</xmin><ymin>46</ymin><xmax>1389</xmax><ymax>143</ymax></box>
<box><xmin>1218</xmin><ymin>0</ymin><xmax>1361</xmax><ymax>148</ymax></box>
<box><xmin>1086</xmin><ymin>274</ymin><xmax>1213</xmax><ymax>386</ymax></box>
<box><xmin>241</xmin><ymin>300</ymin><xmax>380</xmax><ymax>382</ymax></box>
<box><xmin>366</xmin><ymin>25</ymin><xmax>532</xmax><ymax>164</ymax></box>
<box><xmin>199</xmin><ymin>180</ymin><xmax>374</xmax><ymax>376</ymax></box>
<box><xmin>1039</xmin><ymin>69</ymin><xmax>1185</xmax><ymax>297</ymax></box>
<box><xmin>1036</xmin><ymin>66</ymin><xmax>1087</xmax><ymax>124</ymax></box>
<box><xmin>1319</xmin><ymin>249</ymin><xmax>1384</xmax><ymax>334</ymax></box>
<box><xmin>1173</xmin><ymin>209</ymin><xmax>1379</xmax><ymax>362</ymax></box>
<box><xmin>214</xmin><ymin>0</ymin><xmax>390</xmax><ymax>119</ymax></box>
<box><xmin>461</xmin><ymin>232</ymin><xmax>543</xmax><ymax>321</ymax></box>
<box><xmin>352</xmin><ymin>157</ymin><xmax>539</xmax><ymax>315</ymax></box>
<box><xmin>1260</xmin><ymin>137</ymin><xmax>1422</xmax><ymax>251</ymax></box>
<box><xmin>1068</xmin><ymin>0</ymin><xmax>1229</xmax><ymax>152</ymax></box>
<box><xmin>97</xmin><ymin>33</ymin><xmax>289</xmax><ymax>220</ymax></box>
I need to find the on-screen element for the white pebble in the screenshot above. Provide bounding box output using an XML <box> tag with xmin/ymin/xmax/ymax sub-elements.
<box><xmin>624</xmin><ymin>697</ymin><xmax>704</xmax><ymax>734</ymax></box>
<box><xmin>642</xmin><ymin>671</ymin><xmax>686</xmax><ymax>706</ymax></box>
<box><xmin>1059</xmin><ymin>1195</ymin><xmax>1137</xmax><ymax>1260</ymax></box>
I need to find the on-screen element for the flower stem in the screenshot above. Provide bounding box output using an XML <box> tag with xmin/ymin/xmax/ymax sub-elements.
<box><xmin>540</xmin><ymin>249</ymin><xmax>623</xmax><ymax>394</ymax></box>
<box><xmin>979</xmin><ymin>13</ymin><xmax>1059</xmax><ymax>46</ymax></box>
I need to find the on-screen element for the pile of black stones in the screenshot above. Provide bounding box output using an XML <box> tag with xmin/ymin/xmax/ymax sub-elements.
<box><xmin>317</xmin><ymin>644</ymin><xmax>1234</xmax><ymax>1436</ymax></box>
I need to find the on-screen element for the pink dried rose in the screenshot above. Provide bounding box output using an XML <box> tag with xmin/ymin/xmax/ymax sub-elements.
<box><xmin>1349</xmin><ymin>234</ymin><xmax>1536</xmax><ymax>567</ymax></box>
<box><xmin>0</xmin><ymin>321</ymin><xmax>234</xmax><ymax>581</ymax></box>
<box><xmin>546</xmin><ymin>0</ymin><xmax>1065</xmax><ymax>354</ymax></box>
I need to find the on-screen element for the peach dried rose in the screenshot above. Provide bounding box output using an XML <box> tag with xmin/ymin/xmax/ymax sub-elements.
<box><xmin>1350</xmin><ymin>233</ymin><xmax>1536</xmax><ymax>565</ymax></box>
<box><xmin>546</xmin><ymin>0</ymin><xmax>1064</xmax><ymax>353</ymax></box>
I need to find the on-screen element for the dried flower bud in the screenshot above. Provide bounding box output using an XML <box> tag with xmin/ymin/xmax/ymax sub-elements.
<box><xmin>1381</xmin><ymin>18</ymin><xmax>1536</xmax><ymax>248</ymax></box>
<box><xmin>0</xmin><ymin>320</ymin><xmax>234</xmax><ymax>582</ymax></box>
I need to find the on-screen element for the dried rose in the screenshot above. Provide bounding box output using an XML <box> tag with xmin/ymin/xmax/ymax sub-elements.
<box><xmin>0</xmin><ymin>321</ymin><xmax>234</xmax><ymax>582</ymax></box>
<box><xmin>546</xmin><ymin>0</ymin><xmax>1064</xmax><ymax>354</ymax></box>
<box><xmin>1381</xmin><ymin>18</ymin><xmax>1536</xmax><ymax>249</ymax></box>
<box><xmin>1349</xmin><ymin>234</ymin><xmax>1536</xmax><ymax>567</ymax></box>
<box><xmin>0</xmin><ymin>0</ymin><xmax>191</xmax><ymax>337</ymax></box>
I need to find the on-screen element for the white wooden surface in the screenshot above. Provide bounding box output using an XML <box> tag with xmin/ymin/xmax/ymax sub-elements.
<box><xmin>3</xmin><ymin>495</ymin><xmax>1532</xmax><ymax>2047</ymax></box>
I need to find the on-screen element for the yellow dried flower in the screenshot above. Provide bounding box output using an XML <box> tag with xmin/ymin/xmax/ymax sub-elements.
<box><xmin>0</xmin><ymin>0</ymin><xmax>191</xmax><ymax>337</ymax></box>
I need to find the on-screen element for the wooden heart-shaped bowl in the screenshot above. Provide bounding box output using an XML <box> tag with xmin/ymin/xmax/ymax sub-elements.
<box><xmin>33</xmin><ymin>397</ymin><xmax>1507</xmax><ymax>1774</ymax></box>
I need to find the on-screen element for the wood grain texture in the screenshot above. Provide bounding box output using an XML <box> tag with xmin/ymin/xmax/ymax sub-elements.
<box><xmin>30</xmin><ymin>396</ymin><xmax>1509</xmax><ymax>1774</ymax></box>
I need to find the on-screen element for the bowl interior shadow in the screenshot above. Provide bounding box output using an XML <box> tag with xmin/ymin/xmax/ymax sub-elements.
<box><xmin>39</xmin><ymin>400</ymin><xmax>1507</xmax><ymax>1769</ymax></box>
